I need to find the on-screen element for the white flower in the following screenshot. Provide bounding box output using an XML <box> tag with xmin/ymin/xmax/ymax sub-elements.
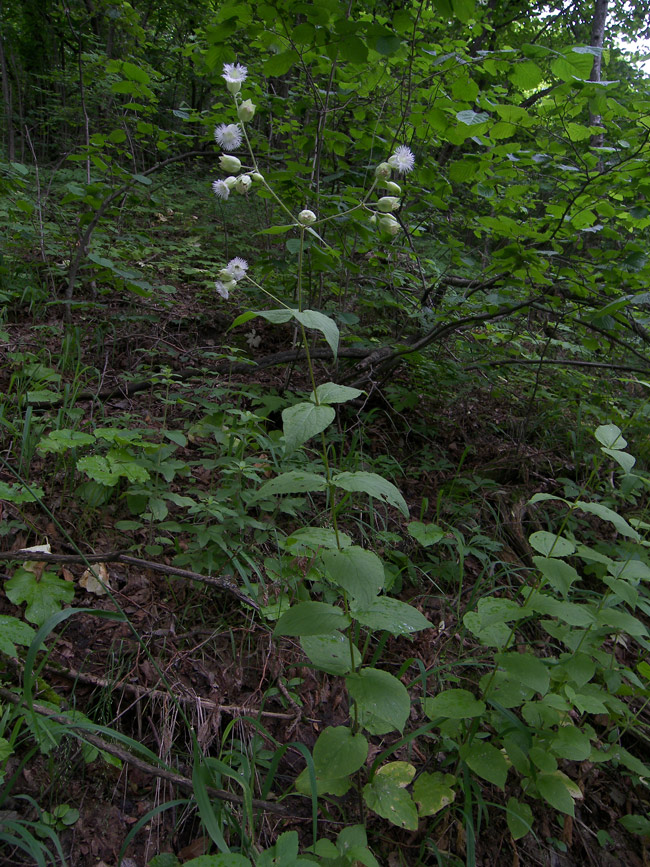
<box><xmin>214</xmin><ymin>123</ymin><xmax>243</xmax><ymax>150</ymax></box>
<box><xmin>215</xmin><ymin>280</ymin><xmax>230</xmax><ymax>299</ymax></box>
<box><xmin>227</xmin><ymin>257</ymin><xmax>248</xmax><ymax>280</ymax></box>
<box><xmin>222</xmin><ymin>63</ymin><xmax>248</xmax><ymax>94</ymax></box>
<box><xmin>218</xmin><ymin>269</ymin><xmax>237</xmax><ymax>283</ymax></box>
<box><xmin>219</xmin><ymin>154</ymin><xmax>242</xmax><ymax>173</ymax></box>
<box><xmin>388</xmin><ymin>145</ymin><xmax>415</xmax><ymax>175</ymax></box>
<box><xmin>237</xmin><ymin>99</ymin><xmax>256</xmax><ymax>122</ymax></box>
<box><xmin>377</xmin><ymin>196</ymin><xmax>400</xmax><ymax>212</ymax></box>
<box><xmin>212</xmin><ymin>179</ymin><xmax>230</xmax><ymax>200</ymax></box>
<box><xmin>298</xmin><ymin>209</ymin><xmax>317</xmax><ymax>225</ymax></box>
<box><xmin>235</xmin><ymin>174</ymin><xmax>251</xmax><ymax>193</ymax></box>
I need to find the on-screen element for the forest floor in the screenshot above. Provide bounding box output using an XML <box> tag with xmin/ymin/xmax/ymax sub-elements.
<box><xmin>2</xmin><ymin>170</ymin><xmax>649</xmax><ymax>867</ymax></box>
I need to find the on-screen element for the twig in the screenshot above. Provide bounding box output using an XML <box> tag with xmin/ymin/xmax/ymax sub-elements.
<box><xmin>0</xmin><ymin>550</ymin><xmax>259</xmax><ymax>610</ymax></box>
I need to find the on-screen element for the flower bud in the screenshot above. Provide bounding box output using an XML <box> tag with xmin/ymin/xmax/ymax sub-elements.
<box><xmin>251</xmin><ymin>172</ymin><xmax>264</xmax><ymax>182</ymax></box>
<box><xmin>218</xmin><ymin>269</ymin><xmax>237</xmax><ymax>284</ymax></box>
<box><xmin>375</xmin><ymin>162</ymin><xmax>392</xmax><ymax>179</ymax></box>
<box><xmin>219</xmin><ymin>154</ymin><xmax>242</xmax><ymax>173</ymax></box>
<box><xmin>224</xmin><ymin>175</ymin><xmax>238</xmax><ymax>189</ymax></box>
<box><xmin>235</xmin><ymin>174</ymin><xmax>252</xmax><ymax>193</ymax></box>
<box><xmin>377</xmin><ymin>196</ymin><xmax>400</xmax><ymax>213</ymax></box>
<box><xmin>237</xmin><ymin>99</ymin><xmax>256</xmax><ymax>122</ymax></box>
<box><xmin>383</xmin><ymin>181</ymin><xmax>402</xmax><ymax>194</ymax></box>
<box><xmin>298</xmin><ymin>209</ymin><xmax>317</xmax><ymax>225</ymax></box>
<box><xmin>379</xmin><ymin>215</ymin><xmax>400</xmax><ymax>236</ymax></box>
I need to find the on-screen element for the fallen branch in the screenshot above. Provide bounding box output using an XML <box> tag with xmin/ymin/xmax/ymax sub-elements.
<box><xmin>464</xmin><ymin>358</ymin><xmax>650</xmax><ymax>373</ymax></box>
<box><xmin>0</xmin><ymin>550</ymin><xmax>259</xmax><ymax>610</ymax></box>
<box><xmin>43</xmin><ymin>662</ymin><xmax>302</xmax><ymax>722</ymax></box>
<box><xmin>0</xmin><ymin>687</ymin><xmax>294</xmax><ymax>816</ymax></box>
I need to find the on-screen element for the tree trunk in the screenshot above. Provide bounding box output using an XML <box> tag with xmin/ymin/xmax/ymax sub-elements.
<box><xmin>589</xmin><ymin>0</ymin><xmax>608</xmax><ymax>146</ymax></box>
<box><xmin>0</xmin><ymin>24</ymin><xmax>15</xmax><ymax>161</ymax></box>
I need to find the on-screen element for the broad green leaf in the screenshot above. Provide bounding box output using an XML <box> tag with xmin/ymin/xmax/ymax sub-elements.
<box><xmin>608</xmin><ymin>560</ymin><xmax>650</xmax><ymax>580</ymax></box>
<box><xmin>480</xmin><ymin>667</ymin><xmax>535</xmax><ymax>709</ymax></box>
<box><xmin>332</xmin><ymin>471</ymin><xmax>409</xmax><ymax>517</ymax></box>
<box><xmin>0</xmin><ymin>615</ymin><xmax>36</xmax><ymax>657</ymax></box>
<box><xmin>457</xmin><ymin>109</ymin><xmax>490</xmax><ymax>125</ymax></box>
<box><xmin>452</xmin><ymin>0</ymin><xmax>474</xmax><ymax>23</ymax></box>
<box><xmin>347</xmin><ymin>668</ymin><xmax>410</xmax><ymax>735</ymax></box>
<box><xmin>506</xmin><ymin>797</ymin><xmax>533</xmax><ymax>840</ymax></box>
<box><xmin>494</xmin><ymin>652</ymin><xmax>550</xmax><ymax>696</ymax></box>
<box><xmin>413</xmin><ymin>771</ymin><xmax>457</xmax><ymax>816</ymax></box>
<box><xmin>284</xmin><ymin>527</ymin><xmax>352</xmax><ymax>551</ymax></box>
<box><xmin>38</xmin><ymin>430</ymin><xmax>95</xmax><ymax>454</ymax></box>
<box><xmin>461</xmin><ymin>741</ymin><xmax>508</xmax><ymax>789</ymax></box>
<box><xmin>274</xmin><ymin>602</ymin><xmax>349</xmax><ymax>637</ymax></box>
<box><xmin>282</xmin><ymin>402</ymin><xmax>335</xmax><ymax>452</ymax></box>
<box><xmin>602</xmin><ymin>576</ymin><xmax>638</xmax><ymax>607</ymax></box>
<box><xmin>594</xmin><ymin>607</ymin><xmax>646</xmax><ymax>636</ymax></box>
<box><xmin>529</xmin><ymin>531</ymin><xmax>575</xmax><ymax>557</ymax></box>
<box><xmin>258</xmin><ymin>471</ymin><xmax>328</xmax><ymax>497</ymax></box>
<box><xmin>231</xmin><ymin>308</ymin><xmax>293</xmax><ymax>331</ymax></box>
<box><xmin>321</xmin><ymin>546</ymin><xmax>384</xmax><ymax>605</ymax></box>
<box><xmin>552</xmin><ymin>726</ymin><xmax>592</xmax><ymax>761</ymax></box>
<box><xmin>424</xmin><ymin>689</ymin><xmax>485</xmax><ymax>720</ymax></box>
<box><xmin>295</xmin><ymin>766</ymin><xmax>350</xmax><ymax>796</ymax></box>
<box><xmin>595</xmin><ymin>424</ymin><xmax>626</xmax><ymax>449</ymax></box>
<box><xmin>257</xmin><ymin>309</ymin><xmax>295</xmax><ymax>324</ymax></box>
<box><xmin>0</xmin><ymin>481</ymin><xmax>43</xmax><ymax>504</ymax></box>
<box><xmin>619</xmin><ymin>815</ymin><xmax>650</xmax><ymax>836</ymax></box>
<box><xmin>5</xmin><ymin>568</ymin><xmax>75</xmax><ymax>626</ymax></box>
<box><xmin>533</xmin><ymin>556</ymin><xmax>579</xmax><ymax>597</ymax></box>
<box><xmin>339</xmin><ymin>34</ymin><xmax>368</xmax><ymax>62</ymax></box>
<box><xmin>523</xmin><ymin>593</ymin><xmax>595</xmax><ymax>626</ymax></box>
<box><xmin>313</xmin><ymin>727</ymin><xmax>368</xmax><ymax>777</ymax></box>
<box><xmin>463</xmin><ymin>597</ymin><xmax>524</xmax><ymax>647</ymax></box>
<box><xmin>77</xmin><ymin>453</ymin><xmax>149</xmax><ymax>485</ymax></box>
<box><xmin>294</xmin><ymin>309</ymin><xmax>339</xmax><ymax>359</ymax></box>
<box><xmin>509</xmin><ymin>60</ymin><xmax>543</xmax><ymax>90</ymax></box>
<box><xmin>407</xmin><ymin>521</ymin><xmax>445</xmax><ymax>547</ymax></box>
<box><xmin>311</xmin><ymin>382</ymin><xmax>363</xmax><ymax>404</ymax></box>
<box><xmin>601</xmin><ymin>448</ymin><xmax>635</xmax><ymax>473</ymax></box>
<box><xmin>351</xmin><ymin>597</ymin><xmax>430</xmax><ymax>635</ymax></box>
<box><xmin>536</xmin><ymin>771</ymin><xmax>581</xmax><ymax>816</ymax></box>
<box><xmin>0</xmin><ymin>736</ymin><xmax>12</xmax><ymax>762</ymax></box>
<box><xmin>120</xmin><ymin>60</ymin><xmax>150</xmax><ymax>83</ymax></box>
<box><xmin>551</xmin><ymin>49</ymin><xmax>594</xmax><ymax>82</ymax></box>
<box><xmin>263</xmin><ymin>49</ymin><xmax>299</xmax><ymax>76</ymax></box>
<box><xmin>363</xmin><ymin>771</ymin><xmax>418</xmax><ymax>830</ymax></box>
<box><xmin>301</xmin><ymin>631</ymin><xmax>362</xmax><ymax>674</ymax></box>
<box><xmin>575</xmin><ymin>501</ymin><xmax>639</xmax><ymax>540</ymax></box>
<box><xmin>600</xmin><ymin>744</ymin><xmax>650</xmax><ymax>776</ymax></box>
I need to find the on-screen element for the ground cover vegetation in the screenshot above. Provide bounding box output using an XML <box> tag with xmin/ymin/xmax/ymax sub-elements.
<box><xmin>2</xmin><ymin>0</ymin><xmax>650</xmax><ymax>864</ymax></box>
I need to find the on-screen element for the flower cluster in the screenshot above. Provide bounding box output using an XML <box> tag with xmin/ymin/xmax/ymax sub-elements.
<box><xmin>211</xmin><ymin>64</ymin><xmax>260</xmax><ymax>202</ymax></box>
<box><xmin>370</xmin><ymin>145</ymin><xmax>415</xmax><ymax>237</ymax></box>
<box><xmin>215</xmin><ymin>257</ymin><xmax>249</xmax><ymax>300</ymax></box>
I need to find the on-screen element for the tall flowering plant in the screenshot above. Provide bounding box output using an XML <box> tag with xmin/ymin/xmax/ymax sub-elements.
<box><xmin>199</xmin><ymin>62</ymin><xmax>435</xmax><ymax>852</ymax></box>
